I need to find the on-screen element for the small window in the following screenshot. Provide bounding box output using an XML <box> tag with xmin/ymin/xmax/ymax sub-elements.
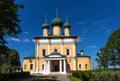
<box><xmin>43</xmin><ymin>49</ymin><xmax>46</xmax><ymax>56</ymax></box>
<box><xmin>42</xmin><ymin>64</ymin><xmax>44</xmax><ymax>70</ymax></box>
<box><xmin>85</xmin><ymin>64</ymin><xmax>88</xmax><ymax>69</ymax></box>
<box><xmin>66</xmin><ymin>49</ymin><xmax>70</xmax><ymax>55</ymax></box>
<box><xmin>30</xmin><ymin>64</ymin><xmax>33</xmax><ymax>70</ymax></box>
<box><xmin>79</xmin><ymin>64</ymin><xmax>81</xmax><ymax>69</ymax></box>
<box><xmin>54</xmin><ymin>49</ymin><xmax>57</xmax><ymax>52</ymax></box>
<box><xmin>24</xmin><ymin>64</ymin><xmax>26</xmax><ymax>69</ymax></box>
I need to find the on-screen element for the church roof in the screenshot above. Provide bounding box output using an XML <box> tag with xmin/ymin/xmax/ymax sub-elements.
<box><xmin>42</xmin><ymin>23</ymin><xmax>50</xmax><ymax>29</ymax></box>
<box><xmin>44</xmin><ymin>51</ymin><xmax>66</xmax><ymax>58</ymax></box>
<box><xmin>63</xmin><ymin>22</ymin><xmax>71</xmax><ymax>28</ymax></box>
<box><xmin>23</xmin><ymin>53</ymin><xmax>35</xmax><ymax>59</ymax></box>
<box><xmin>34</xmin><ymin>35</ymin><xmax>78</xmax><ymax>39</ymax></box>
<box><xmin>51</xmin><ymin>17</ymin><xmax>63</xmax><ymax>27</ymax></box>
<box><xmin>77</xmin><ymin>53</ymin><xmax>91</xmax><ymax>58</ymax></box>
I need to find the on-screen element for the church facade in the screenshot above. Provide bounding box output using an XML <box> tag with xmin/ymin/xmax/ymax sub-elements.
<box><xmin>23</xmin><ymin>15</ymin><xmax>91</xmax><ymax>74</ymax></box>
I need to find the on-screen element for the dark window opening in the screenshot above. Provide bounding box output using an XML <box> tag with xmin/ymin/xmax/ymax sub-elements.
<box><xmin>54</xmin><ymin>49</ymin><xmax>57</xmax><ymax>52</ymax></box>
<box><xmin>43</xmin><ymin>49</ymin><xmax>46</xmax><ymax>56</ymax></box>
<box><xmin>79</xmin><ymin>64</ymin><xmax>81</xmax><ymax>69</ymax></box>
<box><xmin>67</xmin><ymin>49</ymin><xmax>70</xmax><ymax>55</ymax></box>
<box><xmin>30</xmin><ymin>64</ymin><xmax>33</xmax><ymax>70</ymax></box>
<box><xmin>85</xmin><ymin>64</ymin><xmax>88</xmax><ymax>69</ymax></box>
<box><xmin>42</xmin><ymin>64</ymin><xmax>44</xmax><ymax>70</ymax></box>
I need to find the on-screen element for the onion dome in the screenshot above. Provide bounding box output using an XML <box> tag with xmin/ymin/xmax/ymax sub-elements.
<box><xmin>42</xmin><ymin>15</ymin><xmax>50</xmax><ymax>29</ymax></box>
<box><xmin>51</xmin><ymin>17</ymin><xmax>63</xmax><ymax>27</ymax></box>
<box><xmin>42</xmin><ymin>23</ymin><xmax>50</xmax><ymax>29</ymax></box>
<box><xmin>63</xmin><ymin>17</ymin><xmax>71</xmax><ymax>28</ymax></box>
<box><xmin>63</xmin><ymin>22</ymin><xmax>71</xmax><ymax>28</ymax></box>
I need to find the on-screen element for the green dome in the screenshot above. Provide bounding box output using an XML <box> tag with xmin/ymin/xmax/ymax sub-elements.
<box><xmin>51</xmin><ymin>17</ymin><xmax>63</xmax><ymax>27</ymax></box>
<box><xmin>42</xmin><ymin>23</ymin><xmax>50</xmax><ymax>29</ymax></box>
<box><xmin>63</xmin><ymin>22</ymin><xmax>71</xmax><ymax>28</ymax></box>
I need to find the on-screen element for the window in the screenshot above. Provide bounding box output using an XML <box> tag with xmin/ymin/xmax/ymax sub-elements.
<box><xmin>85</xmin><ymin>64</ymin><xmax>88</xmax><ymax>69</ymax></box>
<box><xmin>54</xmin><ymin>48</ymin><xmax>57</xmax><ymax>52</ymax></box>
<box><xmin>79</xmin><ymin>64</ymin><xmax>81</xmax><ymax>69</ymax></box>
<box><xmin>42</xmin><ymin>64</ymin><xmax>44</xmax><ymax>70</ymax></box>
<box><xmin>66</xmin><ymin>49</ymin><xmax>70</xmax><ymax>55</ymax></box>
<box><xmin>42</xmin><ymin>49</ymin><xmax>46</xmax><ymax>56</ymax></box>
<box><xmin>30</xmin><ymin>64</ymin><xmax>33</xmax><ymax>70</ymax></box>
<box><xmin>24</xmin><ymin>64</ymin><xmax>26</xmax><ymax>69</ymax></box>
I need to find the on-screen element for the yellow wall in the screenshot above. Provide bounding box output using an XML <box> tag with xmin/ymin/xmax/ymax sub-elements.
<box><xmin>23</xmin><ymin>59</ymin><xmax>36</xmax><ymax>72</ymax></box>
<box><xmin>38</xmin><ymin>45</ymin><xmax>48</xmax><ymax>57</ymax></box>
<box><xmin>76</xmin><ymin>57</ymin><xmax>91</xmax><ymax>70</ymax></box>
<box><xmin>23</xmin><ymin>37</ymin><xmax>91</xmax><ymax>73</ymax></box>
<box><xmin>64</xmin><ymin>28</ymin><xmax>70</xmax><ymax>36</ymax></box>
<box><xmin>43</xmin><ymin>28</ymin><xmax>48</xmax><ymax>36</ymax></box>
<box><xmin>38</xmin><ymin>59</ymin><xmax>44</xmax><ymax>73</ymax></box>
<box><xmin>53</xmin><ymin>26</ymin><xmax>61</xmax><ymax>35</ymax></box>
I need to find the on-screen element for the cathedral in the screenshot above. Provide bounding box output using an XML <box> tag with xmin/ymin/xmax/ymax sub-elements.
<box><xmin>23</xmin><ymin>13</ymin><xmax>91</xmax><ymax>74</ymax></box>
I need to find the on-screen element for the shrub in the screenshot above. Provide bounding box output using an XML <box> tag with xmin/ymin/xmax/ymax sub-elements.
<box><xmin>0</xmin><ymin>72</ymin><xmax>30</xmax><ymax>81</ymax></box>
<box><xmin>72</xmin><ymin>70</ymin><xmax>120</xmax><ymax>81</ymax></box>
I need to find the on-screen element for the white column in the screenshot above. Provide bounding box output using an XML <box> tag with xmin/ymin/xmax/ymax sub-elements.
<box><xmin>44</xmin><ymin>61</ymin><xmax>46</xmax><ymax>73</ymax></box>
<box><xmin>63</xmin><ymin>60</ymin><xmax>66</xmax><ymax>74</ymax></box>
<box><xmin>48</xmin><ymin>60</ymin><xmax>50</xmax><ymax>73</ymax></box>
<box><xmin>36</xmin><ymin>42</ymin><xmax>39</xmax><ymax>73</ymax></box>
<box><xmin>73</xmin><ymin>42</ymin><xmax>76</xmax><ymax>70</ymax></box>
<box><xmin>59</xmin><ymin>60</ymin><xmax>62</xmax><ymax>73</ymax></box>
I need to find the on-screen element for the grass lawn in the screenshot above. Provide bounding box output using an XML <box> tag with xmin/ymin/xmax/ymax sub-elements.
<box><xmin>68</xmin><ymin>75</ymin><xmax>82</xmax><ymax>81</ymax></box>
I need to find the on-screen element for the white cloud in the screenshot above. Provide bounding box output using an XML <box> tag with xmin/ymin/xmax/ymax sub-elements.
<box><xmin>10</xmin><ymin>38</ymin><xmax>20</xmax><ymax>42</ymax></box>
<box><xmin>88</xmin><ymin>45</ymin><xmax>97</xmax><ymax>49</ymax></box>
<box><xmin>77</xmin><ymin>37</ymin><xmax>83</xmax><ymax>42</ymax></box>
<box><xmin>77</xmin><ymin>19</ymin><xmax>88</xmax><ymax>25</ymax></box>
<box><xmin>23</xmin><ymin>38</ymin><xmax>30</xmax><ymax>43</ymax></box>
<box><xmin>91</xmin><ymin>17</ymin><xmax>113</xmax><ymax>25</ymax></box>
<box><xmin>23</xmin><ymin>32</ymin><xmax>29</xmax><ymax>34</ymax></box>
<box><xmin>32</xmin><ymin>39</ymin><xmax>35</xmax><ymax>42</ymax></box>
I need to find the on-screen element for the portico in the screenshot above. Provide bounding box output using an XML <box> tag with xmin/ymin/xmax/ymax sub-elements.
<box><xmin>43</xmin><ymin>51</ymin><xmax>67</xmax><ymax>74</ymax></box>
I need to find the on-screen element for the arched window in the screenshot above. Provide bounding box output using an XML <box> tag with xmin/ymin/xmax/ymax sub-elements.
<box><xmin>42</xmin><ymin>64</ymin><xmax>44</xmax><ymax>70</ymax></box>
<box><xmin>85</xmin><ymin>64</ymin><xmax>88</xmax><ymax>69</ymax></box>
<box><xmin>30</xmin><ymin>64</ymin><xmax>33</xmax><ymax>70</ymax></box>
<box><xmin>42</xmin><ymin>49</ymin><xmax>46</xmax><ymax>56</ymax></box>
<box><xmin>66</xmin><ymin>49</ymin><xmax>70</xmax><ymax>55</ymax></box>
<box><xmin>79</xmin><ymin>64</ymin><xmax>81</xmax><ymax>69</ymax></box>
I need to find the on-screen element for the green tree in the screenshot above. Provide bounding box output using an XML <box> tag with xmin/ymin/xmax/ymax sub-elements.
<box><xmin>0</xmin><ymin>48</ymin><xmax>21</xmax><ymax>73</ymax></box>
<box><xmin>96</xmin><ymin>47</ymin><xmax>109</xmax><ymax>69</ymax></box>
<box><xmin>0</xmin><ymin>0</ymin><xmax>23</xmax><ymax>45</ymax></box>
<box><xmin>106</xmin><ymin>28</ymin><xmax>120</xmax><ymax>68</ymax></box>
<box><xmin>96</xmin><ymin>28</ymin><xmax>120</xmax><ymax>70</ymax></box>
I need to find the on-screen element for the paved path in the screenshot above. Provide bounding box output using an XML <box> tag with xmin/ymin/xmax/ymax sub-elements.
<box><xmin>21</xmin><ymin>74</ymin><xmax>70</xmax><ymax>81</ymax></box>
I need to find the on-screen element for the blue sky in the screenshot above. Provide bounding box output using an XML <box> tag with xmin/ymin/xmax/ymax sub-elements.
<box><xmin>6</xmin><ymin>0</ymin><xmax>120</xmax><ymax>68</ymax></box>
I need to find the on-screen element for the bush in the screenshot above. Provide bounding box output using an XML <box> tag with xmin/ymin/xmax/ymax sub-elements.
<box><xmin>72</xmin><ymin>70</ymin><xmax>120</xmax><ymax>81</ymax></box>
<box><xmin>0</xmin><ymin>72</ymin><xmax>30</xmax><ymax>81</ymax></box>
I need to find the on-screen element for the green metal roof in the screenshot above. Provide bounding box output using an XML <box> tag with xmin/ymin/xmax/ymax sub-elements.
<box><xmin>42</xmin><ymin>23</ymin><xmax>50</xmax><ymax>29</ymax></box>
<box><xmin>44</xmin><ymin>51</ymin><xmax>66</xmax><ymax>58</ymax></box>
<box><xmin>51</xmin><ymin>17</ymin><xmax>63</xmax><ymax>27</ymax></box>
<box><xmin>77</xmin><ymin>53</ymin><xmax>91</xmax><ymax>58</ymax></box>
<box><xmin>63</xmin><ymin>22</ymin><xmax>71</xmax><ymax>28</ymax></box>
<box><xmin>23</xmin><ymin>53</ymin><xmax>35</xmax><ymax>59</ymax></box>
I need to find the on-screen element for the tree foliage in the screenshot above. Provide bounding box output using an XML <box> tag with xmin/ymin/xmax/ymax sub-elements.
<box><xmin>96</xmin><ymin>28</ymin><xmax>120</xmax><ymax>69</ymax></box>
<box><xmin>0</xmin><ymin>48</ymin><xmax>21</xmax><ymax>73</ymax></box>
<box><xmin>0</xmin><ymin>0</ymin><xmax>23</xmax><ymax>45</ymax></box>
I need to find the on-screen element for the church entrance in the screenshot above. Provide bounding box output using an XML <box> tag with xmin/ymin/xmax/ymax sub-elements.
<box><xmin>51</xmin><ymin>60</ymin><xmax>59</xmax><ymax>72</ymax></box>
